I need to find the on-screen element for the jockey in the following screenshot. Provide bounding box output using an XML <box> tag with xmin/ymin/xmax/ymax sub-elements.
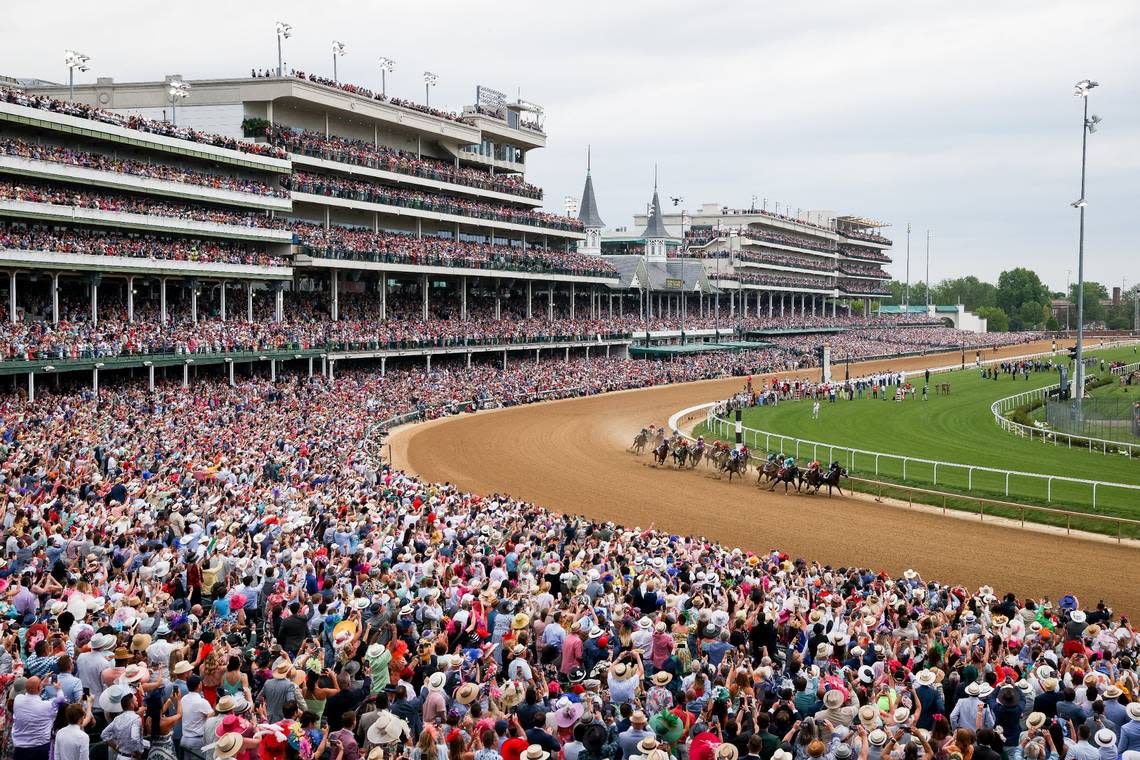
<box><xmin>829</xmin><ymin>461</ymin><xmax>841</xmax><ymax>471</ymax></box>
<box><xmin>729</xmin><ymin>447</ymin><xmax>740</xmax><ymax>460</ymax></box>
<box><xmin>766</xmin><ymin>452</ymin><xmax>777</xmax><ymax>463</ymax></box>
<box><xmin>784</xmin><ymin>455</ymin><xmax>796</xmax><ymax>469</ymax></box>
<box><xmin>809</xmin><ymin>460</ymin><xmax>821</xmax><ymax>471</ymax></box>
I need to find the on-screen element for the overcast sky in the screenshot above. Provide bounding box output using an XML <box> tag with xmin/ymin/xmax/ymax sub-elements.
<box><xmin>3</xmin><ymin>0</ymin><xmax>1137</xmax><ymax>291</ymax></box>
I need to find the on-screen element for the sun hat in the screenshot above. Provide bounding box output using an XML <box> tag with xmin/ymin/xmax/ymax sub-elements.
<box><xmin>1127</xmin><ymin>703</ymin><xmax>1140</xmax><ymax>721</ymax></box>
<box><xmin>1070</xmin><ymin>610</ymin><xmax>1087</xmax><ymax>623</ymax></box>
<box><xmin>427</xmin><ymin>671</ymin><xmax>447</xmax><ymax>691</ymax></box>
<box><xmin>366</xmin><ymin>713</ymin><xmax>406</xmax><ymax>746</ymax></box>
<box><xmin>650</xmin><ymin>710</ymin><xmax>684</xmax><ymax>743</ymax></box>
<box><xmin>213</xmin><ymin>733</ymin><xmax>244</xmax><ymax>760</ymax></box>
<box><xmin>637</xmin><ymin>738</ymin><xmax>660</xmax><ymax>755</ymax></box>
<box><xmin>915</xmin><ymin>670</ymin><xmax>936</xmax><ymax>687</ymax></box>
<box><xmin>1026</xmin><ymin>713</ymin><xmax>1047</xmax><ymax>729</ymax></box>
<box><xmin>90</xmin><ymin>633</ymin><xmax>116</xmax><ymax>651</ymax></box>
<box><xmin>123</xmin><ymin>664</ymin><xmax>149</xmax><ymax>683</ymax></box>
<box><xmin>868</xmin><ymin>730</ymin><xmax>889</xmax><ymax>748</ymax></box>
<box><xmin>965</xmin><ymin>682</ymin><xmax>981</xmax><ymax>697</ymax></box>
<box><xmin>835</xmin><ymin>746</ymin><xmax>853</xmax><ymax>760</ymax></box>
<box><xmin>773</xmin><ymin>751</ymin><xmax>794</xmax><ymax>760</ymax></box>
<box><xmin>98</xmin><ymin>684</ymin><xmax>131</xmax><ymax>714</ymax></box>
<box><xmin>454</xmin><ymin>682</ymin><xmax>480</xmax><ymax>705</ymax></box>
<box><xmin>271</xmin><ymin>659</ymin><xmax>292</xmax><ymax>679</ymax></box>
<box><xmin>365</xmin><ymin>643</ymin><xmax>385</xmax><ymax>659</ymax></box>
<box><xmin>893</xmin><ymin>707</ymin><xmax>910</xmax><ymax>724</ymax></box>
<box><xmin>631</xmin><ymin>710</ymin><xmax>648</xmax><ymax>726</ymax></box>
<box><xmin>652</xmin><ymin>671</ymin><xmax>673</xmax><ymax>686</ymax></box>
<box><xmin>522</xmin><ymin>747</ymin><xmax>549</xmax><ymax>760</ymax></box>
<box><xmin>716</xmin><ymin>744</ymin><xmax>740</xmax><ymax>760</ymax></box>
<box><xmin>1095</xmin><ymin>729</ymin><xmax>1116</xmax><ymax>748</ymax></box>
<box><xmin>554</xmin><ymin>701</ymin><xmax>586</xmax><ymax>728</ymax></box>
<box><xmin>173</xmin><ymin>661</ymin><xmax>194</xmax><ymax>676</ymax></box>
<box><xmin>858</xmin><ymin>704</ymin><xmax>879</xmax><ymax>727</ymax></box>
<box><xmin>1104</xmin><ymin>685</ymin><xmax>1123</xmax><ymax>700</ymax></box>
<box><xmin>976</xmin><ymin>683</ymin><xmax>994</xmax><ymax>699</ymax></box>
<box><xmin>215</xmin><ymin>696</ymin><xmax>238</xmax><ymax>714</ymax></box>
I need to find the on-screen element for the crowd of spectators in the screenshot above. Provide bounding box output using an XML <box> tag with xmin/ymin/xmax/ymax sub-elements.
<box><xmin>0</xmin><ymin>180</ymin><xmax>287</xmax><ymax>230</ymax></box>
<box><xmin>0</xmin><ymin>137</ymin><xmax>288</xmax><ymax>198</ymax></box>
<box><xmin>717</xmin><ymin>272</ymin><xmax>834</xmax><ymax>290</ymax></box>
<box><xmin>0</xmin><ymin>221</ymin><xmax>283</xmax><ymax>267</ymax></box>
<box><xmin>0</xmin><ymin>86</ymin><xmax>288</xmax><ymax>159</ymax></box>
<box><xmin>293</xmin><ymin>223</ymin><xmax>617</xmax><ymax>278</ymax></box>
<box><xmin>838</xmin><ymin>245</ymin><xmax>892</xmax><ymax>264</ymax></box>
<box><xmin>0</xmin><ymin>345</ymin><xmax>1136</xmax><ymax>760</ymax></box>
<box><xmin>836</xmin><ymin>262</ymin><xmax>889</xmax><ymax>279</ymax></box>
<box><xmin>837</xmin><ymin>280</ymin><xmax>892</xmax><ymax>296</ymax></box>
<box><xmin>736</xmin><ymin>251</ymin><xmax>836</xmax><ymax>274</ymax></box>
<box><xmin>287</xmin><ymin>173</ymin><xmax>579</xmax><ymax>231</ymax></box>
<box><xmin>839</xmin><ymin>228</ymin><xmax>893</xmax><ymax>245</ymax></box>
<box><xmin>269</xmin><ymin>127</ymin><xmax>543</xmax><ymax>200</ymax></box>
<box><xmin>742</xmin><ymin>228</ymin><xmax>837</xmax><ymax>254</ymax></box>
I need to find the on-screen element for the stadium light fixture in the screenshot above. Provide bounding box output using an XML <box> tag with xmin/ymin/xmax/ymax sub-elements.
<box><xmin>275</xmin><ymin>22</ymin><xmax>292</xmax><ymax>77</ymax></box>
<box><xmin>378</xmin><ymin>57</ymin><xmax>395</xmax><ymax>98</ymax></box>
<box><xmin>167</xmin><ymin>79</ymin><xmax>190</xmax><ymax>126</ymax></box>
<box><xmin>1071</xmin><ymin>78</ymin><xmax>1100</xmax><ymax>408</ymax></box>
<box><xmin>64</xmin><ymin>49</ymin><xmax>91</xmax><ymax>102</ymax></box>
<box><xmin>424</xmin><ymin>71</ymin><xmax>438</xmax><ymax>108</ymax></box>
<box><xmin>332</xmin><ymin>41</ymin><xmax>347</xmax><ymax>84</ymax></box>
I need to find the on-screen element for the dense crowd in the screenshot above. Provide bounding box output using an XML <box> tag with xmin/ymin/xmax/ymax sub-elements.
<box><xmin>0</xmin><ymin>181</ymin><xmax>287</xmax><ymax>230</ymax></box>
<box><xmin>0</xmin><ymin>87</ymin><xmax>288</xmax><ymax>159</ymax></box>
<box><xmin>717</xmin><ymin>273</ymin><xmax>833</xmax><ymax>291</ymax></box>
<box><xmin>838</xmin><ymin>228</ymin><xmax>892</xmax><ymax>246</ymax></box>
<box><xmin>771</xmin><ymin>328</ymin><xmax>1045</xmax><ymax>363</ymax></box>
<box><xmin>837</xmin><ymin>281</ymin><xmax>892</xmax><ymax>297</ymax></box>
<box><xmin>0</xmin><ymin>222</ymin><xmax>282</xmax><ymax>267</ymax></box>
<box><xmin>735</xmin><ymin>252</ymin><xmax>836</xmax><ymax>275</ymax></box>
<box><xmin>838</xmin><ymin>247</ymin><xmax>892</xmax><ymax>264</ymax></box>
<box><xmin>293</xmin><ymin>223</ymin><xmax>617</xmax><ymax>278</ymax></box>
<box><xmin>0</xmin><ymin>346</ymin><xmax>1137</xmax><ymax>760</ymax></box>
<box><xmin>835</xmin><ymin>263</ymin><xmax>889</xmax><ymax>279</ymax></box>
<box><xmin>287</xmin><ymin>174</ymin><xmax>579</xmax><ymax>232</ymax></box>
<box><xmin>269</xmin><ymin>127</ymin><xmax>543</xmax><ymax>200</ymax></box>
<box><xmin>0</xmin><ymin>138</ymin><xmax>288</xmax><ymax>198</ymax></box>
<box><xmin>742</xmin><ymin>229</ymin><xmax>836</xmax><ymax>255</ymax></box>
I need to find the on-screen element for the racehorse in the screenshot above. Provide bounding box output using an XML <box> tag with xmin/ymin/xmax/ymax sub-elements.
<box><xmin>757</xmin><ymin>459</ymin><xmax>780</xmax><ymax>485</ymax></box>
<box><xmin>672</xmin><ymin>442</ymin><xmax>690</xmax><ymax>468</ymax></box>
<box><xmin>653</xmin><ymin>439</ymin><xmax>670</xmax><ymax>467</ymax></box>
<box><xmin>766</xmin><ymin>464</ymin><xmax>802</xmax><ymax>494</ymax></box>
<box><xmin>719</xmin><ymin>455</ymin><xmax>748</xmax><ymax>482</ymax></box>
<box><xmin>688</xmin><ymin>442</ymin><xmax>706</xmax><ymax>469</ymax></box>
<box><xmin>801</xmin><ymin>464</ymin><xmax>849</xmax><ymax>496</ymax></box>
<box><xmin>631</xmin><ymin>430</ymin><xmax>649</xmax><ymax>454</ymax></box>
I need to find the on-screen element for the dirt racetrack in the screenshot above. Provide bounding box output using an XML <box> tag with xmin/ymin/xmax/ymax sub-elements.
<box><xmin>391</xmin><ymin>339</ymin><xmax>1140</xmax><ymax>614</ymax></box>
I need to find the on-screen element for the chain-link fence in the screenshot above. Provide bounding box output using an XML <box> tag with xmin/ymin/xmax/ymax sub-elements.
<box><xmin>1045</xmin><ymin>397</ymin><xmax>1140</xmax><ymax>443</ymax></box>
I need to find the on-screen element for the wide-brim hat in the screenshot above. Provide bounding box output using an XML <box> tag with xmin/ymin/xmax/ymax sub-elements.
<box><xmin>271</xmin><ymin>660</ymin><xmax>293</xmax><ymax>680</ymax></box>
<box><xmin>868</xmin><ymin>730</ymin><xmax>888</xmax><ymax>748</ymax></box>
<box><xmin>1026</xmin><ymin>712</ymin><xmax>1047</xmax><ymax>729</ymax></box>
<box><xmin>124</xmin><ymin>664</ymin><xmax>149</xmax><ymax>683</ymax></box>
<box><xmin>915</xmin><ymin>670</ymin><xmax>936</xmax><ymax>687</ymax></box>
<box><xmin>858</xmin><ymin>704</ymin><xmax>879</xmax><ymax>727</ymax></box>
<box><xmin>90</xmin><ymin>633</ymin><xmax>116</xmax><ymax>651</ymax></box>
<box><xmin>1070</xmin><ymin>610</ymin><xmax>1087</xmax><ymax>623</ymax></box>
<box><xmin>215</xmin><ymin>696</ymin><xmax>238</xmax><ymax>714</ymax></box>
<box><xmin>366</xmin><ymin>713</ymin><xmax>405</xmax><ymax>746</ymax></box>
<box><xmin>555</xmin><ymin>701</ymin><xmax>586</xmax><ymax>728</ymax></box>
<box><xmin>637</xmin><ymin>738</ymin><xmax>660</xmax><ymax>755</ymax></box>
<box><xmin>213</xmin><ymin>732</ymin><xmax>245</xmax><ymax>760</ymax></box>
<box><xmin>173</xmin><ymin>660</ymin><xmax>194</xmax><ymax>676</ymax></box>
<box><xmin>1127</xmin><ymin>702</ymin><xmax>1140</xmax><ymax>721</ymax></box>
<box><xmin>98</xmin><ymin>683</ymin><xmax>131</xmax><ymax>714</ymax></box>
<box><xmin>651</xmin><ymin>710</ymin><xmax>684</xmax><ymax>743</ymax></box>
<box><xmin>366</xmin><ymin>643</ymin><xmax>385</xmax><ymax>659</ymax></box>
<box><xmin>1094</xmin><ymin>729</ymin><xmax>1115</xmax><ymax>748</ymax></box>
<box><xmin>716</xmin><ymin>744</ymin><xmax>739</xmax><ymax>760</ymax></box>
<box><xmin>652</xmin><ymin>671</ymin><xmax>673</xmax><ymax>686</ymax></box>
<box><xmin>522</xmin><ymin>746</ymin><xmax>549</xmax><ymax>760</ymax></box>
<box><xmin>455</xmin><ymin>682</ymin><xmax>480</xmax><ymax>705</ymax></box>
<box><xmin>824</xmin><ymin>689</ymin><xmax>845</xmax><ymax>709</ymax></box>
<box><xmin>332</xmin><ymin>620</ymin><xmax>358</xmax><ymax>648</ymax></box>
<box><xmin>427</xmin><ymin>671</ymin><xmax>447</xmax><ymax>691</ymax></box>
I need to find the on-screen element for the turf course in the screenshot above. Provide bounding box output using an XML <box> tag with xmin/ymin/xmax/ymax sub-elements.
<box><xmin>705</xmin><ymin>345</ymin><xmax>1140</xmax><ymax>521</ymax></box>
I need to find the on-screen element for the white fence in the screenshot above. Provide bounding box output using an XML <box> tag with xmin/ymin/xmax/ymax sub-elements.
<box><xmin>990</xmin><ymin>362</ymin><xmax>1140</xmax><ymax>457</ymax></box>
<box><xmin>702</xmin><ymin>410</ymin><xmax>1140</xmax><ymax>512</ymax></box>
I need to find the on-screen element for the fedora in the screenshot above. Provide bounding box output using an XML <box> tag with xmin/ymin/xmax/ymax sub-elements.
<box><xmin>716</xmin><ymin>744</ymin><xmax>739</xmax><ymax>760</ymax></box>
<box><xmin>1127</xmin><ymin>702</ymin><xmax>1140</xmax><ymax>721</ymax></box>
<box><xmin>213</xmin><ymin>732</ymin><xmax>244</xmax><ymax>760</ymax></box>
<box><xmin>427</xmin><ymin>672</ymin><xmax>447</xmax><ymax>691</ymax></box>
<box><xmin>637</xmin><ymin>738</ymin><xmax>660</xmax><ymax>755</ymax></box>
<box><xmin>1026</xmin><ymin>713</ymin><xmax>1047</xmax><ymax>730</ymax></box>
<box><xmin>915</xmin><ymin>670</ymin><xmax>936</xmax><ymax>687</ymax></box>
<box><xmin>522</xmin><ymin>747</ymin><xmax>549</xmax><ymax>760</ymax></box>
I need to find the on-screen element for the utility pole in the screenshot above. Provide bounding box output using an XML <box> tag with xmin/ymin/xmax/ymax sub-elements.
<box><xmin>904</xmin><ymin>223</ymin><xmax>911</xmax><ymax>309</ymax></box>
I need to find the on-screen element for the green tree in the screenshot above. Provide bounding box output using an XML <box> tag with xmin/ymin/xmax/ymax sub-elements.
<box><xmin>1045</xmin><ymin>316</ymin><xmax>1060</xmax><ymax>331</ymax></box>
<box><xmin>1018</xmin><ymin>301</ymin><xmax>1043</xmax><ymax>329</ymax></box>
<box><xmin>996</xmin><ymin>268</ymin><xmax>1050</xmax><ymax>319</ymax></box>
<box><xmin>976</xmin><ymin>306</ymin><xmax>1009</xmax><ymax>332</ymax></box>
<box><xmin>884</xmin><ymin>280</ymin><xmax>928</xmax><ymax>307</ymax></box>
<box><xmin>930</xmin><ymin>276</ymin><xmax>998</xmax><ymax>311</ymax></box>
<box><xmin>1069</xmin><ymin>281</ymin><xmax>1108</xmax><ymax>324</ymax></box>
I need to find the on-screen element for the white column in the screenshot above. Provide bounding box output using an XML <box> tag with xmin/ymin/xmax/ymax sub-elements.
<box><xmin>495</xmin><ymin>293</ymin><xmax>501</xmax><ymax>320</ymax></box>
<box><xmin>126</xmin><ymin>277</ymin><xmax>135</xmax><ymax>322</ymax></box>
<box><xmin>526</xmin><ymin>281</ymin><xmax>533</xmax><ymax>319</ymax></box>
<box><xmin>92</xmin><ymin>367</ymin><xmax>99</xmax><ymax>396</ymax></box>
<box><xmin>275</xmin><ymin>287</ymin><xmax>284</xmax><ymax>323</ymax></box>
<box><xmin>182</xmin><ymin>363</ymin><xmax>189</xmax><ymax>389</ymax></box>
<box><xmin>308</xmin><ymin>356</ymin><xmax>314</xmax><ymax>377</ymax></box>
<box><xmin>570</xmin><ymin>283</ymin><xmax>576</xmax><ymax>318</ymax></box>
<box><xmin>832</xmin><ymin>299</ymin><xmax>837</xmax><ymax>317</ymax></box>
<box><xmin>328</xmin><ymin>359</ymin><xmax>334</xmax><ymax>382</ymax></box>
<box><xmin>503</xmin><ymin>349</ymin><xmax>508</xmax><ymax>370</ymax></box>
<box><xmin>148</xmin><ymin>364</ymin><xmax>155</xmax><ymax>391</ymax></box>
<box><xmin>768</xmin><ymin>292</ymin><xmax>773</xmax><ymax>317</ymax></box>
<box><xmin>331</xmin><ymin>274</ymin><xmax>339</xmax><ymax>321</ymax></box>
<box><xmin>8</xmin><ymin>272</ymin><xmax>15</xmax><ymax>324</ymax></box>
<box><xmin>426</xmin><ymin>355</ymin><xmax>431</xmax><ymax>372</ymax></box>
<box><xmin>160</xmin><ymin>279</ymin><xmax>167</xmax><ymax>324</ymax></box>
<box><xmin>270</xmin><ymin>359</ymin><xmax>276</xmax><ymax>382</ymax></box>
<box><xmin>219</xmin><ymin>281</ymin><xmax>227</xmax><ymax>322</ymax></box>
<box><xmin>421</xmin><ymin>274</ymin><xmax>428</xmax><ymax>320</ymax></box>
<box><xmin>781</xmin><ymin>294</ymin><xmax>785</xmax><ymax>316</ymax></box>
<box><xmin>380</xmin><ymin>357</ymin><xmax>386</xmax><ymax>377</ymax></box>
<box><xmin>51</xmin><ymin>274</ymin><xmax>59</xmax><ymax>325</ymax></box>
<box><xmin>461</xmin><ymin>276</ymin><xmax>468</xmax><ymax>320</ymax></box>
<box><xmin>380</xmin><ymin>274</ymin><xmax>387</xmax><ymax>320</ymax></box>
<box><xmin>27</xmin><ymin>372</ymin><xmax>34</xmax><ymax>402</ymax></box>
<box><xmin>811</xmin><ymin>297</ymin><xmax>816</xmax><ymax>317</ymax></box>
<box><xmin>191</xmin><ymin>286</ymin><xmax>198</xmax><ymax>325</ymax></box>
<box><xmin>227</xmin><ymin>360</ymin><xmax>235</xmax><ymax>386</ymax></box>
<box><xmin>247</xmin><ymin>283</ymin><xmax>254</xmax><ymax>322</ymax></box>
<box><xmin>548</xmin><ymin>286</ymin><xmax>554</xmax><ymax>321</ymax></box>
<box><xmin>90</xmin><ymin>279</ymin><xmax>98</xmax><ymax>325</ymax></box>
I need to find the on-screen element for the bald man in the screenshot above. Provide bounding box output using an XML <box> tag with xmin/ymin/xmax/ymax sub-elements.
<box><xmin>12</xmin><ymin>676</ymin><xmax>68</xmax><ymax>760</ymax></box>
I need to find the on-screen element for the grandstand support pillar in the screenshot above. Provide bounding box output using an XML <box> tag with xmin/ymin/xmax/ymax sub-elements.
<box><xmin>380</xmin><ymin>357</ymin><xmax>386</xmax><ymax>377</ymax></box>
<box><xmin>503</xmin><ymin>350</ymin><xmax>507</xmax><ymax>370</ymax></box>
<box><xmin>425</xmin><ymin>354</ymin><xmax>432</xmax><ymax>372</ymax></box>
<box><xmin>495</xmin><ymin>294</ymin><xmax>501</xmax><ymax>320</ymax></box>
<box><xmin>328</xmin><ymin>360</ymin><xmax>334</xmax><ymax>383</ymax></box>
<box><xmin>380</xmin><ymin>274</ymin><xmax>387</xmax><ymax>320</ymax></box>
<box><xmin>466</xmin><ymin>352</ymin><xmax>471</xmax><ymax>369</ymax></box>
<box><xmin>88</xmin><ymin>367</ymin><xmax>97</xmax><ymax>399</ymax></box>
<box><xmin>321</xmin><ymin>355</ymin><xmax>327</xmax><ymax>377</ymax></box>
<box><xmin>331</xmin><ymin>274</ymin><xmax>339</xmax><ymax>321</ymax></box>
<box><xmin>536</xmin><ymin>348</ymin><xmax>540</xmax><ymax>364</ymax></box>
<box><xmin>247</xmin><ymin>282</ymin><xmax>254</xmax><ymax>322</ymax></box>
<box><xmin>219</xmin><ymin>281</ymin><xmax>227</xmax><ymax>322</ymax></box>
<box><xmin>275</xmin><ymin>286</ymin><xmax>284</xmax><ymax>323</ymax></box>
<box><xmin>756</xmin><ymin>291</ymin><xmax>761</xmax><ymax>318</ymax></box>
<box><xmin>461</xmin><ymin>276</ymin><xmax>468</xmax><ymax>321</ymax></box>
<box><xmin>148</xmin><ymin>363</ymin><xmax>155</xmax><ymax>391</ymax></box>
<box><xmin>90</xmin><ymin>279</ymin><xmax>98</xmax><ymax>326</ymax></box>
<box><xmin>780</xmin><ymin>293</ymin><xmax>785</xmax><ymax>317</ymax></box>
<box><xmin>227</xmin><ymin>360</ymin><xmax>234</xmax><ymax>387</ymax></box>
<box><xmin>526</xmin><ymin>281</ymin><xmax>533</xmax><ymax>319</ymax></box>
<box><xmin>270</xmin><ymin>359</ymin><xmax>276</xmax><ymax>382</ymax></box>
<box><xmin>27</xmin><ymin>372</ymin><xmax>34</xmax><ymax>403</ymax></box>
<box><xmin>308</xmin><ymin>357</ymin><xmax>313</xmax><ymax>377</ymax></box>
<box><xmin>606</xmin><ymin>344</ymin><xmax>611</xmax><ymax>357</ymax></box>
<box><xmin>7</xmin><ymin>272</ymin><xmax>15</xmax><ymax>324</ymax></box>
<box><xmin>51</xmin><ymin>273</ymin><xmax>59</xmax><ymax>324</ymax></box>
<box><xmin>570</xmin><ymin>283</ymin><xmax>576</xmax><ymax>318</ymax></box>
<box><xmin>619</xmin><ymin>294</ymin><xmax>623</xmax><ymax>318</ymax></box>
<box><xmin>586</xmin><ymin>346</ymin><xmax>590</xmax><ymax>359</ymax></box>
<box><xmin>191</xmin><ymin>286</ymin><xmax>198</xmax><ymax>325</ymax></box>
<box><xmin>768</xmin><ymin>292</ymin><xmax>773</xmax><ymax>318</ymax></box>
<box><xmin>182</xmin><ymin>363</ymin><xmax>189</xmax><ymax>389</ymax></box>
<box><xmin>832</xmin><ymin>299</ymin><xmax>836</xmax><ymax>317</ymax></box>
<box><xmin>811</xmin><ymin>296</ymin><xmax>816</xmax><ymax>317</ymax></box>
<box><xmin>565</xmin><ymin>347</ymin><xmax>570</xmax><ymax>361</ymax></box>
<box><xmin>125</xmin><ymin>277</ymin><xmax>134</xmax><ymax>323</ymax></box>
<box><xmin>548</xmin><ymin>286</ymin><xmax>554</xmax><ymax>321</ymax></box>
<box><xmin>159</xmin><ymin>279</ymin><xmax>167</xmax><ymax>324</ymax></box>
<box><xmin>421</xmin><ymin>274</ymin><xmax>429</xmax><ymax>321</ymax></box>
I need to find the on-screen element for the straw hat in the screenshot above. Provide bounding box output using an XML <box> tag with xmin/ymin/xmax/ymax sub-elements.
<box><xmin>454</xmin><ymin>682</ymin><xmax>480</xmax><ymax>705</ymax></box>
<box><xmin>213</xmin><ymin>733</ymin><xmax>244</xmax><ymax>760</ymax></box>
<box><xmin>366</xmin><ymin>713</ymin><xmax>407</xmax><ymax>746</ymax></box>
<box><xmin>522</xmin><ymin>747</ymin><xmax>549</xmax><ymax>760</ymax></box>
<box><xmin>716</xmin><ymin>744</ymin><xmax>740</xmax><ymax>760</ymax></box>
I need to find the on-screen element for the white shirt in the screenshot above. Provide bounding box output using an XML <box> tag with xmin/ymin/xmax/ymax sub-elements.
<box><xmin>180</xmin><ymin>691</ymin><xmax>213</xmax><ymax>741</ymax></box>
<box><xmin>55</xmin><ymin>723</ymin><xmax>90</xmax><ymax>760</ymax></box>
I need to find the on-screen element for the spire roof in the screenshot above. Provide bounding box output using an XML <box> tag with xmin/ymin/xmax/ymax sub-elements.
<box><xmin>578</xmin><ymin>148</ymin><xmax>605</xmax><ymax>229</ymax></box>
<box><xmin>641</xmin><ymin>180</ymin><xmax>671</xmax><ymax>240</ymax></box>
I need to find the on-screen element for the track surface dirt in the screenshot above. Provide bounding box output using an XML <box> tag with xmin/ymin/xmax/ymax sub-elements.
<box><xmin>392</xmin><ymin>339</ymin><xmax>1140</xmax><ymax>614</ymax></box>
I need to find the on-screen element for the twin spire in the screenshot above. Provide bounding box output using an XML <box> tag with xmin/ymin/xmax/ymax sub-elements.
<box><xmin>577</xmin><ymin>145</ymin><xmax>605</xmax><ymax>229</ymax></box>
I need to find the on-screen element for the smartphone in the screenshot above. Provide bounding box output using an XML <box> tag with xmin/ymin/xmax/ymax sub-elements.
<box><xmin>83</xmin><ymin>687</ymin><xmax>90</xmax><ymax>699</ymax></box>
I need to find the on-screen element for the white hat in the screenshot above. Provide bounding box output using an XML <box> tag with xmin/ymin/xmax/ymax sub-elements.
<box><xmin>1127</xmin><ymin>703</ymin><xmax>1140</xmax><ymax>721</ymax></box>
<box><xmin>1095</xmin><ymin>729</ymin><xmax>1116</xmax><ymax>748</ymax></box>
<box><xmin>98</xmin><ymin>684</ymin><xmax>131</xmax><ymax>714</ymax></box>
<box><xmin>916</xmin><ymin>670</ymin><xmax>936</xmax><ymax>687</ymax></box>
<box><xmin>1070</xmin><ymin>610</ymin><xmax>1087</xmax><ymax>624</ymax></box>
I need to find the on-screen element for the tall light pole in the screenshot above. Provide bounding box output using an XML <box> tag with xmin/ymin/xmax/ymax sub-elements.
<box><xmin>423</xmin><ymin>71</ymin><xmax>438</xmax><ymax>107</ymax></box>
<box><xmin>378</xmin><ymin>57</ymin><xmax>395</xmax><ymax>98</ymax></box>
<box><xmin>275</xmin><ymin>22</ymin><xmax>292</xmax><ymax>77</ymax></box>
<box><xmin>1065</xmin><ymin>268</ymin><xmax>1072</xmax><ymax>330</ymax></box>
<box><xmin>671</xmin><ymin>196</ymin><xmax>687</xmax><ymax>342</ymax></box>
<box><xmin>925</xmin><ymin>230</ymin><xmax>932</xmax><ymax>307</ymax></box>
<box><xmin>904</xmin><ymin>222</ymin><xmax>911</xmax><ymax>309</ymax></box>
<box><xmin>1072</xmin><ymin>78</ymin><xmax>1100</xmax><ymax>404</ymax></box>
<box><xmin>64</xmin><ymin>50</ymin><xmax>91</xmax><ymax>102</ymax></box>
<box><xmin>167</xmin><ymin>79</ymin><xmax>190</xmax><ymax>126</ymax></box>
<box><xmin>332</xmin><ymin>41</ymin><xmax>346</xmax><ymax>84</ymax></box>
